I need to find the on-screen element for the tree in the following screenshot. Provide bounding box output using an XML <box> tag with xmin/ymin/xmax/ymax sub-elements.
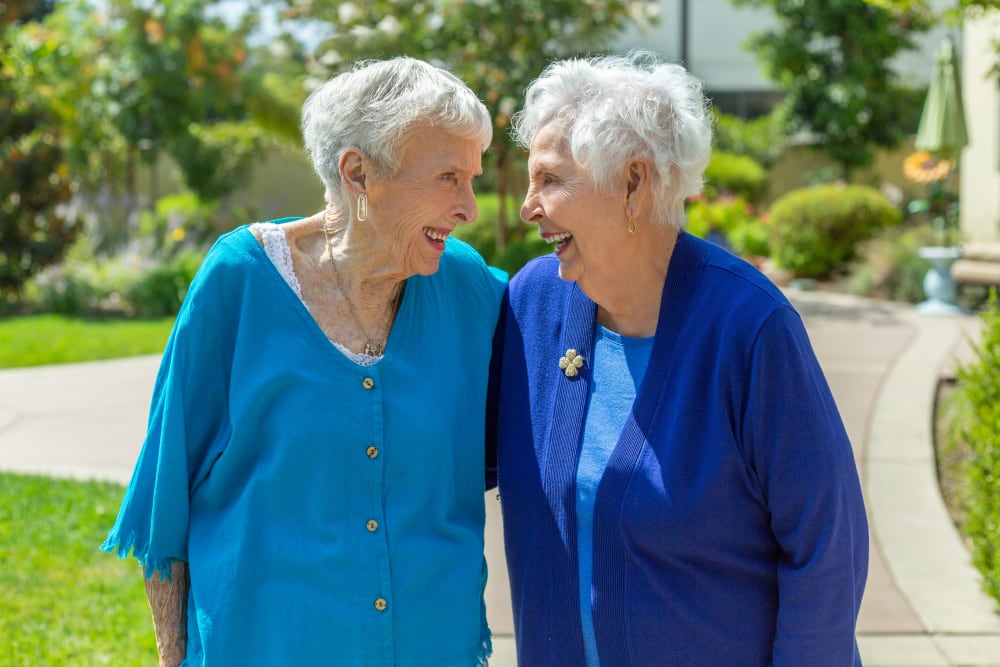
<box><xmin>4</xmin><ymin>0</ymin><xmax>293</xmax><ymax>249</ymax></box>
<box><xmin>0</xmin><ymin>0</ymin><xmax>80</xmax><ymax>303</ymax></box>
<box><xmin>731</xmin><ymin>0</ymin><xmax>933</xmax><ymax>177</ymax></box>
<box><xmin>265</xmin><ymin>0</ymin><xmax>659</xmax><ymax>248</ymax></box>
<box><xmin>864</xmin><ymin>0</ymin><xmax>1000</xmax><ymax>80</ymax></box>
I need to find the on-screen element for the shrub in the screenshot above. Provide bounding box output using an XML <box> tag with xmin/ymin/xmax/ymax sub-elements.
<box><xmin>703</xmin><ymin>151</ymin><xmax>768</xmax><ymax>205</ymax></box>
<box><xmin>137</xmin><ymin>191</ymin><xmax>249</xmax><ymax>258</ymax></box>
<box><xmin>953</xmin><ymin>290</ymin><xmax>1000</xmax><ymax>610</ymax></box>
<box><xmin>22</xmin><ymin>232</ymin><xmax>205</xmax><ymax>318</ymax></box>
<box><xmin>768</xmin><ymin>183</ymin><xmax>902</xmax><ymax>279</ymax></box>
<box><xmin>684</xmin><ymin>197</ymin><xmax>770</xmax><ymax>258</ymax></box>
<box><xmin>845</xmin><ymin>223</ymin><xmax>938</xmax><ymax>303</ymax></box>
<box><xmin>124</xmin><ymin>250</ymin><xmax>205</xmax><ymax>318</ymax></box>
<box><xmin>713</xmin><ymin>109</ymin><xmax>788</xmax><ymax>168</ymax></box>
<box><xmin>21</xmin><ymin>236</ymin><xmax>135</xmax><ymax>316</ymax></box>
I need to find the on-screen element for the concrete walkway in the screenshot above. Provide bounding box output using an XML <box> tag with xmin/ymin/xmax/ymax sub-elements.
<box><xmin>1</xmin><ymin>288</ymin><xmax>999</xmax><ymax>665</ymax></box>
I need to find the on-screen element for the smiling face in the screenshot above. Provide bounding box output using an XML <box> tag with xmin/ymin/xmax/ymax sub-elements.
<box><xmin>364</xmin><ymin>125</ymin><xmax>483</xmax><ymax>276</ymax></box>
<box><xmin>521</xmin><ymin>121</ymin><xmax>628</xmax><ymax>291</ymax></box>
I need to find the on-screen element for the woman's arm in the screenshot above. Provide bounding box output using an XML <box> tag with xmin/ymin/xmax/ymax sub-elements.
<box><xmin>744</xmin><ymin>307</ymin><xmax>867</xmax><ymax>665</ymax></box>
<box><xmin>145</xmin><ymin>560</ymin><xmax>189</xmax><ymax>667</ymax></box>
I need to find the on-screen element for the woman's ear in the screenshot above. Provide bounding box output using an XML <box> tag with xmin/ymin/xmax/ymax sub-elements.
<box><xmin>625</xmin><ymin>159</ymin><xmax>652</xmax><ymax>217</ymax></box>
<box><xmin>339</xmin><ymin>148</ymin><xmax>368</xmax><ymax>195</ymax></box>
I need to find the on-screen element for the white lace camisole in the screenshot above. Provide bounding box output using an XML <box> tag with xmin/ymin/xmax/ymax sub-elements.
<box><xmin>251</xmin><ymin>221</ymin><xmax>381</xmax><ymax>367</ymax></box>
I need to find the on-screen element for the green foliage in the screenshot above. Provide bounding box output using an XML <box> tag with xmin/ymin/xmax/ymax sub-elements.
<box><xmin>276</xmin><ymin>0</ymin><xmax>659</xmax><ymax>247</ymax></box>
<box><xmin>168</xmin><ymin>122</ymin><xmax>267</xmax><ymax>202</ymax></box>
<box><xmin>713</xmin><ymin>109</ymin><xmax>789</xmax><ymax>168</ymax></box>
<box><xmin>730</xmin><ymin>0</ymin><xmax>932</xmax><ymax>176</ymax></box>
<box><xmin>137</xmin><ymin>191</ymin><xmax>253</xmax><ymax>256</ymax></box>
<box><xmin>0</xmin><ymin>4</ymin><xmax>80</xmax><ymax>301</ymax></box>
<box><xmin>20</xmin><ymin>242</ymin><xmax>134</xmax><ymax>317</ymax></box>
<box><xmin>0</xmin><ymin>472</ymin><xmax>159</xmax><ymax>664</ymax></box>
<box><xmin>684</xmin><ymin>197</ymin><xmax>770</xmax><ymax>258</ymax></box>
<box><xmin>453</xmin><ymin>193</ymin><xmax>549</xmax><ymax>275</ymax></box>
<box><xmin>124</xmin><ymin>251</ymin><xmax>204</xmax><ymax>319</ymax></box>
<box><xmin>906</xmin><ymin>178</ymin><xmax>960</xmax><ymax>247</ymax></box>
<box><xmin>703</xmin><ymin>151</ymin><xmax>768</xmax><ymax>204</ymax></box>
<box><xmin>25</xmin><ymin>246</ymin><xmax>204</xmax><ymax>319</ymax></box>
<box><xmin>22</xmin><ymin>212</ymin><xmax>208</xmax><ymax>318</ymax></box>
<box><xmin>768</xmin><ymin>183</ymin><xmax>902</xmax><ymax>279</ymax></box>
<box><xmin>2</xmin><ymin>0</ymin><xmax>281</xmax><ymax>251</ymax></box>
<box><xmin>953</xmin><ymin>290</ymin><xmax>1000</xmax><ymax>610</ymax></box>
<box><xmin>845</xmin><ymin>222</ymin><xmax>938</xmax><ymax>303</ymax></box>
<box><xmin>0</xmin><ymin>315</ymin><xmax>173</xmax><ymax>368</ymax></box>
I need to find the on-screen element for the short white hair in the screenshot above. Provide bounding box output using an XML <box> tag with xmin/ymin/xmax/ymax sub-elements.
<box><xmin>302</xmin><ymin>57</ymin><xmax>493</xmax><ymax>200</ymax></box>
<box><xmin>511</xmin><ymin>51</ymin><xmax>713</xmax><ymax>229</ymax></box>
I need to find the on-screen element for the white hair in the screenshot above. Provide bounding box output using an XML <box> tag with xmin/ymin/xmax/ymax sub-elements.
<box><xmin>511</xmin><ymin>51</ymin><xmax>713</xmax><ymax>229</ymax></box>
<box><xmin>302</xmin><ymin>57</ymin><xmax>493</xmax><ymax>200</ymax></box>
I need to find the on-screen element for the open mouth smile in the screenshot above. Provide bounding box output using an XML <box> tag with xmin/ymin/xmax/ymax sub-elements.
<box><xmin>423</xmin><ymin>227</ymin><xmax>450</xmax><ymax>251</ymax></box>
<box><xmin>544</xmin><ymin>231</ymin><xmax>573</xmax><ymax>255</ymax></box>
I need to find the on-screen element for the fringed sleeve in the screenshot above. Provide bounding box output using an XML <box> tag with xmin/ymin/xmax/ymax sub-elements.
<box><xmin>101</xmin><ymin>271</ymin><xmax>232</xmax><ymax>581</ymax></box>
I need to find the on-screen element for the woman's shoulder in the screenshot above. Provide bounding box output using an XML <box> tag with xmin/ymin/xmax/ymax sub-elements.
<box><xmin>683</xmin><ymin>232</ymin><xmax>790</xmax><ymax>311</ymax></box>
<box><xmin>508</xmin><ymin>254</ymin><xmax>567</xmax><ymax>304</ymax></box>
<box><xmin>184</xmin><ymin>221</ymin><xmax>291</xmax><ymax>303</ymax></box>
<box><xmin>203</xmin><ymin>217</ymin><xmax>305</xmax><ymax>268</ymax></box>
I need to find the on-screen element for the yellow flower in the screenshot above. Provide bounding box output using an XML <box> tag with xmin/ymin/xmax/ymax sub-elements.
<box><xmin>903</xmin><ymin>151</ymin><xmax>954</xmax><ymax>185</ymax></box>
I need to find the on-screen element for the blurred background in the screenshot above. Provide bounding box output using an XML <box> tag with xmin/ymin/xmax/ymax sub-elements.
<box><xmin>3</xmin><ymin>0</ymin><xmax>999</xmax><ymax>318</ymax></box>
<box><xmin>3</xmin><ymin>3</ymin><xmax>1000</xmax><ymax>664</ymax></box>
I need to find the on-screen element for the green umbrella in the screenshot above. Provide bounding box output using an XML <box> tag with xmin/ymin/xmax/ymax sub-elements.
<box><xmin>915</xmin><ymin>36</ymin><xmax>969</xmax><ymax>160</ymax></box>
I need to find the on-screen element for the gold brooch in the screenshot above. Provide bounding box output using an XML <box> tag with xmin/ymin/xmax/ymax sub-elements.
<box><xmin>559</xmin><ymin>349</ymin><xmax>585</xmax><ymax>377</ymax></box>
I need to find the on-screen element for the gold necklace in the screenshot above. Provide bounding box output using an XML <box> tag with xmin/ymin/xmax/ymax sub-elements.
<box><xmin>322</xmin><ymin>224</ymin><xmax>402</xmax><ymax>357</ymax></box>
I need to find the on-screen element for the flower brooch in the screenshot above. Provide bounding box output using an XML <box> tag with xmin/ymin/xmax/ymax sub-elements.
<box><xmin>559</xmin><ymin>348</ymin><xmax>585</xmax><ymax>377</ymax></box>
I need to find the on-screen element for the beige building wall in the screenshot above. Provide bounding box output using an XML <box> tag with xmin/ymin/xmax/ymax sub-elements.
<box><xmin>960</xmin><ymin>10</ymin><xmax>1000</xmax><ymax>242</ymax></box>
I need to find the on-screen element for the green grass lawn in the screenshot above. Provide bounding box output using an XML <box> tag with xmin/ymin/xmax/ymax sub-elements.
<box><xmin>0</xmin><ymin>315</ymin><xmax>174</xmax><ymax>369</ymax></box>
<box><xmin>0</xmin><ymin>472</ymin><xmax>158</xmax><ymax>666</ymax></box>
<box><xmin>0</xmin><ymin>316</ymin><xmax>169</xmax><ymax>662</ymax></box>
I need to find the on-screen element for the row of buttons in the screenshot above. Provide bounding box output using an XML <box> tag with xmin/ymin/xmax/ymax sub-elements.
<box><xmin>363</xmin><ymin>376</ymin><xmax>385</xmax><ymax>612</ymax></box>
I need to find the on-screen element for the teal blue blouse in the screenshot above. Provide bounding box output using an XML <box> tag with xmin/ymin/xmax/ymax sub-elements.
<box><xmin>102</xmin><ymin>222</ymin><xmax>505</xmax><ymax>666</ymax></box>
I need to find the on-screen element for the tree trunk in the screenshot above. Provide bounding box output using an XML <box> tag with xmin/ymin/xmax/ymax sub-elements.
<box><xmin>495</xmin><ymin>147</ymin><xmax>508</xmax><ymax>251</ymax></box>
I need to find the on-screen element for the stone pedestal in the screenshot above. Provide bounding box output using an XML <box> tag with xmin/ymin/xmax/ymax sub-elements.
<box><xmin>917</xmin><ymin>246</ymin><xmax>966</xmax><ymax>315</ymax></box>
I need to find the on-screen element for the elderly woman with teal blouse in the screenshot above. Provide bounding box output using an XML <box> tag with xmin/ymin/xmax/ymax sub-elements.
<box><xmin>102</xmin><ymin>57</ymin><xmax>504</xmax><ymax>666</ymax></box>
<box><xmin>487</xmin><ymin>52</ymin><xmax>868</xmax><ymax>666</ymax></box>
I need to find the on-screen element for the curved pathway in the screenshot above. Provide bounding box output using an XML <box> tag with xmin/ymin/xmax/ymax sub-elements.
<box><xmin>1</xmin><ymin>288</ymin><xmax>999</xmax><ymax>665</ymax></box>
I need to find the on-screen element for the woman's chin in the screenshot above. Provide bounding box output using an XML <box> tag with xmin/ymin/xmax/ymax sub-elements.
<box><xmin>556</xmin><ymin>263</ymin><xmax>579</xmax><ymax>284</ymax></box>
<box><xmin>414</xmin><ymin>257</ymin><xmax>443</xmax><ymax>276</ymax></box>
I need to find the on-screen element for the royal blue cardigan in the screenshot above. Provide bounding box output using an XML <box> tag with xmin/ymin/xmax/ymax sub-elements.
<box><xmin>487</xmin><ymin>232</ymin><xmax>868</xmax><ymax>666</ymax></box>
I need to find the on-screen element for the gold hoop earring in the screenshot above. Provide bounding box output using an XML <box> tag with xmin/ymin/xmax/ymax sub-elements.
<box><xmin>627</xmin><ymin>215</ymin><xmax>637</xmax><ymax>234</ymax></box>
<box><xmin>356</xmin><ymin>193</ymin><xmax>368</xmax><ymax>222</ymax></box>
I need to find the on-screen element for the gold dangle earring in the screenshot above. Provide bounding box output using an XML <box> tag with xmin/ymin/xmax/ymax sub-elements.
<box><xmin>627</xmin><ymin>215</ymin><xmax>637</xmax><ymax>234</ymax></box>
<box><xmin>356</xmin><ymin>193</ymin><xmax>368</xmax><ymax>222</ymax></box>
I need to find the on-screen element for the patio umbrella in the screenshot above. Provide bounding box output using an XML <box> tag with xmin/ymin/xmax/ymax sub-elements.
<box><xmin>915</xmin><ymin>36</ymin><xmax>969</xmax><ymax>159</ymax></box>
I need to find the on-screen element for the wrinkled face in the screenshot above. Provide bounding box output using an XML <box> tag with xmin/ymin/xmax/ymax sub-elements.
<box><xmin>521</xmin><ymin>121</ymin><xmax>626</xmax><ymax>289</ymax></box>
<box><xmin>366</xmin><ymin>126</ymin><xmax>483</xmax><ymax>276</ymax></box>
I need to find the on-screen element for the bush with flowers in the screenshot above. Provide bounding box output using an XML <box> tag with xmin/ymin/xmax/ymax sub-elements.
<box><xmin>684</xmin><ymin>149</ymin><xmax>771</xmax><ymax>261</ymax></box>
<box><xmin>902</xmin><ymin>150</ymin><xmax>960</xmax><ymax>246</ymax></box>
<box><xmin>702</xmin><ymin>150</ymin><xmax>768</xmax><ymax>205</ymax></box>
<box><xmin>684</xmin><ymin>195</ymin><xmax>770</xmax><ymax>260</ymax></box>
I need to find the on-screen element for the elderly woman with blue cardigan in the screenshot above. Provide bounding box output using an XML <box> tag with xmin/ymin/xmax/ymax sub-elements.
<box><xmin>487</xmin><ymin>52</ymin><xmax>868</xmax><ymax>666</ymax></box>
<box><xmin>103</xmin><ymin>58</ymin><xmax>504</xmax><ymax>666</ymax></box>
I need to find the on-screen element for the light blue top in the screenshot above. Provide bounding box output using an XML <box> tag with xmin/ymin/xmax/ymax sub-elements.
<box><xmin>102</xmin><ymin>221</ymin><xmax>505</xmax><ymax>666</ymax></box>
<box><xmin>576</xmin><ymin>326</ymin><xmax>654</xmax><ymax>667</ymax></box>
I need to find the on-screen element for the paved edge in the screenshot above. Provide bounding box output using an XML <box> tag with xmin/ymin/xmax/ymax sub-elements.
<box><xmin>864</xmin><ymin>310</ymin><xmax>1000</xmax><ymax>642</ymax></box>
